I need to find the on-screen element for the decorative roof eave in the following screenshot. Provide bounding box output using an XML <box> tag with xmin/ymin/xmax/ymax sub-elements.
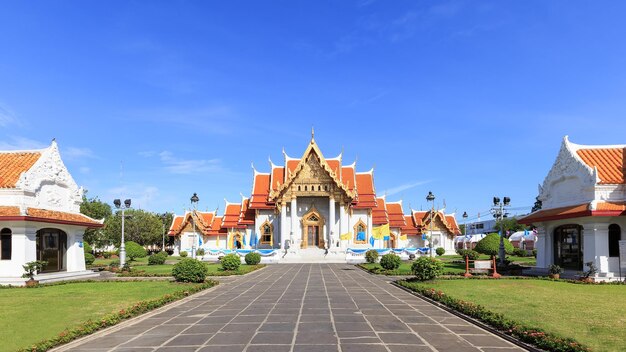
<box><xmin>170</xmin><ymin>210</ymin><xmax>215</xmax><ymax>236</ymax></box>
<box><xmin>269</xmin><ymin>137</ymin><xmax>355</xmax><ymax>201</ymax></box>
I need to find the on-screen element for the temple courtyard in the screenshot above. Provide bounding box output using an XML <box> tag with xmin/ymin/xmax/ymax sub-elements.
<box><xmin>56</xmin><ymin>264</ymin><xmax>522</xmax><ymax>352</ymax></box>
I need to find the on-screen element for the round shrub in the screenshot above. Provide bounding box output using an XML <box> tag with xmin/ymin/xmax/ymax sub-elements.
<box><xmin>196</xmin><ymin>248</ymin><xmax>205</xmax><ymax>256</ymax></box>
<box><xmin>435</xmin><ymin>247</ymin><xmax>445</xmax><ymax>256</ymax></box>
<box><xmin>474</xmin><ymin>233</ymin><xmax>514</xmax><ymax>258</ymax></box>
<box><xmin>84</xmin><ymin>252</ymin><xmax>95</xmax><ymax>265</ymax></box>
<box><xmin>172</xmin><ymin>258</ymin><xmax>208</xmax><ymax>283</ymax></box>
<box><xmin>83</xmin><ymin>242</ymin><xmax>93</xmax><ymax>254</ymax></box>
<box><xmin>102</xmin><ymin>251</ymin><xmax>112</xmax><ymax>259</ymax></box>
<box><xmin>221</xmin><ymin>253</ymin><xmax>241</xmax><ymax>271</ymax></box>
<box><xmin>380</xmin><ymin>253</ymin><xmax>401</xmax><ymax>270</ymax></box>
<box><xmin>365</xmin><ymin>250</ymin><xmax>379</xmax><ymax>263</ymax></box>
<box><xmin>124</xmin><ymin>241</ymin><xmax>147</xmax><ymax>261</ymax></box>
<box><xmin>465</xmin><ymin>250</ymin><xmax>480</xmax><ymax>260</ymax></box>
<box><xmin>456</xmin><ymin>249</ymin><xmax>468</xmax><ymax>257</ymax></box>
<box><xmin>109</xmin><ymin>259</ymin><xmax>120</xmax><ymax>269</ymax></box>
<box><xmin>148</xmin><ymin>252</ymin><xmax>166</xmax><ymax>265</ymax></box>
<box><xmin>411</xmin><ymin>257</ymin><xmax>444</xmax><ymax>281</ymax></box>
<box><xmin>245</xmin><ymin>252</ymin><xmax>261</xmax><ymax>265</ymax></box>
<box><xmin>180</xmin><ymin>251</ymin><xmax>188</xmax><ymax>257</ymax></box>
<box><xmin>513</xmin><ymin>248</ymin><xmax>527</xmax><ymax>257</ymax></box>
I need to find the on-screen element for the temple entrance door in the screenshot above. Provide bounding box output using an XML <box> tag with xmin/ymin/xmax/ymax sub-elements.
<box><xmin>36</xmin><ymin>229</ymin><xmax>67</xmax><ymax>273</ymax></box>
<box><xmin>554</xmin><ymin>225</ymin><xmax>583</xmax><ymax>271</ymax></box>
<box><xmin>301</xmin><ymin>208</ymin><xmax>325</xmax><ymax>249</ymax></box>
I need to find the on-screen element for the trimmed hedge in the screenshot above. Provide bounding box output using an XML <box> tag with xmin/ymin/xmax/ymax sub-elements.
<box><xmin>221</xmin><ymin>253</ymin><xmax>241</xmax><ymax>271</ymax></box>
<box><xmin>474</xmin><ymin>233</ymin><xmax>514</xmax><ymax>257</ymax></box>
<box><xmin>245</xmin><ymin>252</ymin><xmax>261</xmax><ymax>265</ymax></box>
<box><xmin>17</xmin><ymin>281</ymin><xmax>217</xmax><ymax>352</ymax></box>
<box><xmin>84</xmin><ymin>253</ymin><xmax>95</xmax><ymax>265</ymax></box>
<box><xmin>435</xmin><ymin>247</ymin><xmax>445</xmax><ymax>256</ymax></box>
<box><xmin>180</xmin><ymin>251</ymin><xmax>188</xmax><ymax>257</ymax></box>
<box><xmin>457</xmin><ymin>249</ymin><xmax>480</xmax><ymax>260</ymax></box>
<box><xmin>148</xmin><ymin>252</ymin><xmax>167</xmax><ymax>265</ymax></box>
<box><xmin>397</xmin><ymin>280</ymin><xmax>590</xmax><ymax>352</ymax></box>
<box><xmin>365</xmin><ymin>250</ymin><xmax>379</xmax><ymax>263</ymax></box>
<box><xmin>172</xmin><ymin>258</ymin><xmax>208</xmax><ymax>283</ymax></box>
<box><xmin>379</xmin><ymin>253</ymin><xmax>401</xmax><ymax>270</ymax></box>
<box><xmin>411</xmin><ymin>257</ymin><xmax>444</xmax><ymax>281</ymax></box>
<box><xmin>124</xmin><ymin>241</ymin><xmax>147</xmax><ymax>261</ymax></box>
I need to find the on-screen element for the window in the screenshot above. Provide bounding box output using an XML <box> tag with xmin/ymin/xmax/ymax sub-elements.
<box><xmin>609</xmin><ymin>224</ymin><xmax>621</xmax><ymax>257</ymax></box>
<box><xmin>0</xmin><ymin>228</ymin><xmax>11</xmax><ymax>260</ymax></box>
<box><xmin>260</xmin><ymin>222</ymin><xmax>273</xmax><ymax>244</ymax></box>
<box><xmin>354</xmin><ymin>220</ymin><xmax>367</xmax><ymax>243</ymax></box>
<box><xmin>308</xmin><ymin>214</ymin><xmax>319</xmax><ymax>222</ymax></box>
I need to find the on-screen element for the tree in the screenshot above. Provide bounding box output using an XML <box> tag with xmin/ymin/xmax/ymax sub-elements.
<box><xmin>474</xmin><ymin>233</ymin><xmax>514</xmax><ymax>258</ymax></box>
<box><xmin>103</xmin><ymin>209</ymin><xmax>164</xmax><ymax>246</ymax></box>
<box><xmin>80</xmin><ymin>191</ymin><xmax>113</xmax><ymax>248</ymax></box>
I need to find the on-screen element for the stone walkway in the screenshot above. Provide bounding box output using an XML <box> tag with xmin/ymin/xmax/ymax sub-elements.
<box><xmin>57</xmin><ymin>264</ymin><xmax>525</xmax><ymax>352</ymax></box>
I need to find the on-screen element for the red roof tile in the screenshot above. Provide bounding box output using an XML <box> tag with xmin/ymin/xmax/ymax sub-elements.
<box><xmin>353</xmin><ymin>173</ymin><xmax>377</xmax><ymax>209</ymax></box>
<box><xmin>0</xmin><ymin>206</ymin><xmax>20</xmax><ymax>216</ymax></box>
<box><xmin>0</xmin><ymin>206</ymin><xmax>103</xmax><ymax>228</ymax></box>
<box><xmin>0</xmin><ymin>152</ymin><xmax>41</xmax><ymax>188</ymax></box>
<box><xmin>326</xmin><ymin>159</ymin><xmax>341</xmax><ymax>178</ymax></box>
<box><xmin>207</xmin><ymin>216</ymin><xmax>227</xmax><ymax>235</ymax></box>
<box><xmin>577</xmin><ymin>148</ymin><xmax>625</xmax><ymax>184</ymax></box>
<box><xmin>271</xmin><ymin>167</ymin><xmax>285</xmax><ymax>191</ymax></box>
<box><xmin>386</xmin><ymin>202</ymin><xmax>406</xmax><ymax>228</ymax></box>
<box><xmin>341</xmin><ymin>166</ymin><xmax>356</xmax><ymax>191</ymax></box>
<box><xmin>222</xmin><ymin>203</ymin><xmax>245</xmax><ymax>229</ymax></box>
<box><xmin>250</xmin><ymin>173</ymin><xmax>274</xmax><ymax>209</ymax></box>
<box><xmin>372</xmin><ymin>197</ymin><xmax>388</xmax><ymax>225</ymax></box>
<box><xmin>401</xmin><ymin>215</ymin><xmax>420</xmax><ymax>235</ymax></box>
<box><xmin>445</xmin><ymin>215</ymin><xmax>461</xmax><ymax>235</ymax></box>
<box><xmin>168</xmin><ymin>215</ymin><xmax>184</xmax><ymax>236</ymax></box>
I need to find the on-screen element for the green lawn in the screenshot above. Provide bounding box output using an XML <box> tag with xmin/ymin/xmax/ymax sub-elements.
<box><xmin>124</xmin><ymin>263</ymin><xmax>264</xmax><ymax>276</ymax></box>
<box><xmin>91</xmin><ymin>255</ymin><xmax>181</xmax><ymax>267</ymax></box>
<box><xmin>439</xmin><ymin>254</ymin><xmax>537</xmax><ymax>266</ymax></box>
<box><xmin>0</xmin><ymin>281</ymin><xmax>206</xmax><ymax>352</ymax></box>
<box><xmin>401</xmin><ymin>279</ymin><xmax>626</xmax><ymax>352</ymax></box>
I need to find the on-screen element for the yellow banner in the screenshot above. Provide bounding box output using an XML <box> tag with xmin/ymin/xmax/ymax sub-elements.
<box><xmin>380</xmin><ymin>223</ymin><xmax>390</xmax><ymax>237</ymax></box>
<box><xmin>400</xmin><ymin>235</ymin><xmax>407</xmax><ymax>241</ymax></box>
<box><xmin>340</xmin><ymin>232</ymin><xmax>352</xmax><ymax>240</ymax></box>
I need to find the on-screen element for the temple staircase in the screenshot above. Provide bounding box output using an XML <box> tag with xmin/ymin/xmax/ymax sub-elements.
<box><xmin>280</xmin><ymin>247</ymin><xmax>347</xmax><ymax>263</ymax></box>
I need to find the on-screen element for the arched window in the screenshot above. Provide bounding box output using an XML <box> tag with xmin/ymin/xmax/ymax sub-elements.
<box><xmin>260</xmin><ymin>222</ymin><xmax>273</xmax><ymax>245</ymax></box>
<box><xmin>0</xmin><ymin>228</ymin><xmax>11</xmax><ymax>260</ymax></box>
<box><xmin>609</xmin><ymin>224</ymin><xmax>621</xmax><ymax>257</ymax></box>
<box><xmin>354</xmin><ymin>220</ymin><xmax>367</xmax><ymax>244</ymax></box>
<box><xmin>231</xmin><ymin>233</ymin><xmax>242</xmax><ymax>249</ymax></box>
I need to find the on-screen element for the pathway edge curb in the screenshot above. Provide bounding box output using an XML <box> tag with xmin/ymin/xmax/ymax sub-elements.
<box><xmin>390</xmin><ymin>281</ymin><xmax>540</xmax><ymax>352</ymax></box>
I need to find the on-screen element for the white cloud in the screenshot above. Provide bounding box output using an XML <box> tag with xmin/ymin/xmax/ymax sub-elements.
<box><xmin>63</xmin><ymin>147</ymin><xmax>96</xmax><ymax>160</ymax></box>
<box><xmin>382</xmin><ymin>180</ymin><xmax>431</xmax><ymax>196</ymax></box>
<box><xmin>159</xmin><ymin>150</ymin><xmax>224</xmax><ymax>175</ymax></box>
<box><xmin>0</xmin><ymin>136</ymin><xmax>47</xmax><ymax>150</ymax></box>
<box><xmin>0</xmin><ymin>104</ymin><xmax>17</xmax><ymax>127</ymax></box>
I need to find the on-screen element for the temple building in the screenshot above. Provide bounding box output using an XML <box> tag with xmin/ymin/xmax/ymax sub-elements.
<box><xmin>168</xmin><ymin>133</ymin><xmax>461</xmax><ymax>262</ymax></box>
<box><xmin>520</xmin><ymin>136</ymin><xmax>625</xmax><ymax>280</ymax></box>
<box><xmin>0</xmin><ymin>141</ymin><xmax>103</xmax><ymax>285</ymax></box>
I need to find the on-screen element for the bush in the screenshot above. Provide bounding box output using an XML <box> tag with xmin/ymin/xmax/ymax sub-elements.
<box><xmin>109</xmin><ymin>259</ymin><xmax>120</xmax><ymax>268</ymax></box>
<box><xmin>456</xmin><ymin>249</ymin><xmax>468</xmax><ymax>257</ymax></box>
<box><xmin>532</xmin><ymin>249</ymin><xmax>537</xmax><ymax>258</ymax></box>
<box><xmin>221</xmin><ymin>253</ymin><xmax>241</xmax><ymax>271</ymax></box>
<box><xmin>102</xmin><ymin>251</ymin><xmax>112</xmax><ymax>259</ymax></box>
<box><xmin>196</xmin><ymin>248</ymin><xmax>205</xmax><ymax>256</ymax></box>
<box><xmin>172</xmin><ymin>258</ymin><xmax>208</xmax><ymax>283</ymax></box>
<box><xmin>245</xmin><ymin>252</ymin><xmax>261</xmax><ymax>265</ymax></box>
<box><xmin>365</xmin><ymin>250</ymin><xmax>379</xmax><ymax>263</ymax></box>
<box><xmin>83</xmin><ymin>242</ymin><xmax>93</xmax><ymax>254</ymax></box>
<box><xmin>124</xmin><ymin>241</ymin><xmax>147</xmax><ymax>261</ymax></box>
<box><xmin>180</xmin><ymin>251</ymin><xmax>188</xmax><ymax>257</ymax></box>
<box><xmin>513</xmin><ymin>248</ymin><xmax>527</xmax><ymax>257</ymax></box>
<box><xmin>380</xmin><ymin>253</ymin><xmax>401</xmax><ymax>270</ymax></box>
<box><xmin>435</xmin><ymin>247</ymin><xmax>445</xmax><ymax>256</ymax></box>
<box><xmin>411</xmin><ymin>257</ymin><xmax>444</xmax><ymax>281</ymax></box>
<box><xmin>84</xmin><ymin>252</ymin><xmax>95</xmax><ymax>265</ymax></box>
<box><xmin>148</xmin><ymin>252</ymin><xmax>167</xmax><ymax>265</ymax></box>
<box><xmin>474</xmin><ymin>233</ymin><xmax>514</xmax><ymax>258</ymax></box>
<box><xmin>465</xmin><ymin>250</ymin><xmax>480</xmax><ymax>260</ymax></box>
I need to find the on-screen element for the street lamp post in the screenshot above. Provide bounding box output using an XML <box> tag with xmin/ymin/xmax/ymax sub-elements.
<box><xmin>113</xmin><ymin>198</ymin><xmax>131</xmax><ymax>267</ymax></box>
<box><xmin>462</xmin><ymin>211</ymin><xmax>468</xmax><ymax>249</ymax></box>
<box><xmin>190</xmin><ymin>193</ymin><xmax>199</xmax><ymax>259</ymax></box>
<box><xmin>491</xmin><ymin>196</ymin><xmax>511</xmax><ymax>266</ymax></box>
<box><xmin>426</xmin><ymin>191</ymin><xmax>435</xmax><ymax>257</ymax></box>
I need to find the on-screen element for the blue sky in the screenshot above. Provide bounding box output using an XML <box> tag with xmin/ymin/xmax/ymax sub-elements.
<box><xmin>1</xmin><ymin>1</ymin><xmax>626</xmax><ymax>225</ymax></box>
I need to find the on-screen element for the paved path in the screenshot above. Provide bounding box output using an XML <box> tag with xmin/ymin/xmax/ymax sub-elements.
<box><xmin>59</xmin><ymin>264</ymin><xmax>525</xmax><ymax>352</ymax></box>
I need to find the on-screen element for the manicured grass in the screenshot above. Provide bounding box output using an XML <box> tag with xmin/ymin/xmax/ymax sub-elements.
<box><xmin>0</xmin><ymin>281</ymin><xmax>207</xmax><ymax>352</ymax></box>
<box><xmin>91</xmin><ymin>255</ymin><xmax>181</xmax><ymax>267</ymax></box>
<box><xmin>439</xmin><ymin>254</ymin><xmax>537</xmax><ymax>266</ymax></box>
<box><xmin>401</xmin><ymin>279</ymin><xmax>626</xmax><ymax>352</ymax></box>
<box><xmin>122</xmin><ymin>263</ymin><xmax>264</xmax><ymax>276</ymax></box>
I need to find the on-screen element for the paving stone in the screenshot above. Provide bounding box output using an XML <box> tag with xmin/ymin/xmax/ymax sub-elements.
<box><xmin>334</xmin><ymin>322</ymin><xmax>373</xmax><ymax>332</ymax></box>
<box><xmin>120</xmin><ymin>334</ymin><xmax>172</xmax><ymax>347</ymax></box>
<box><xmin>298</xmin><ymin>322</ymin><xmax>334</xmax><ymax>332</ymax></box>
<box><xmin>220</xmin><ymin>323</ymin><xmax>261</xmax><ymax>332</ymax></box>
<box><xmin>296</xmin><ymin>332</ymin><xmax>337</xmax><ymax>344</ymax></box>
<box><xmin>461</xmin><ymin>334</ymin><xmax>516</xmax><ymax>347</ymax></box>
<box><xmin>164</xmin><ymin>333</ymin><xmax>213</xmax><ymax>346</ymax></box>
<box><xmin>248</xmin><ymin>345</ymin><xmax>292</xmax><ymax>352</ymax></box>
<box><xmin>144</xmin><ymin>324</ymin><xmax>189</xmax><ymax>335</ymax></box>
<box><xmin>377</xmin><ymin>332</ymin><xmax>424</xmax><ymax>344</ymax></box>
<box><xmin>198</xmin><ymin>345</ymin><xmax>246</xmax><ymax>352</ymax></box>
<box><xmin>258</xmin><ymin>322</ymin><xmax>296</xmax><ymax>332</ymax></box>
<box><xmin>340</xmin><ymin>344</ymin><xmax>388</xmax><ymax>352</ymax></box>
<box><xmin>293</xmin><ymin>344</ymin><xmax>339</xmax><ymax>352</ymax></box>
<box><xmin>209</xmin><ymin>332</ymin><xmax>254</xmax><ymax>345</ymax></box>
<box><xmin>250</xmin><ymin>332</ymin><xmax>295</xmax><ymax>344</ymax></box>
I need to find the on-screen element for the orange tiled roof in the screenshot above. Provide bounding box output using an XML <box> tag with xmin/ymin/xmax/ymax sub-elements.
<box><xmin>402</xmin><ymin>215</ymin><xmax>420</xmax><ymax>235</ymax></box>
<box><xmin>168</xmin><ymin>215</ymin><xmax>184</xmax><ymax>235</ymax></box>
<box><xmin>271</xmin><ymin>167</ymin><xmax>285</xmax><ymax>191</ymax></box>
<box><xmin>222</xmin><ymin>203</ymin><xmax>245</xmax><ymax>229</ymax></box>
<box><xmin>0</xmin><ymin>206</ymin><xmax>20</xmax><ymax>216</ymax></box>
<box><xmin>0</xmin><ymin>152</ymin><xmax>41</xmax><ymax>188</ymax></box>
<box><xmin>326</xmin><ymin>159</ymin><xmax>341</xmax><ymax>178</ymax></box>
<box><xmin>577</xmin><ymin>148</ymin><xmax>625</xmax><ymax>184</ymax></box>
<box><xmin>249</xmin><ymin>173</ymin><xmax>273</xmax><ymax>209</ymax></box>
<box><xmin>341</xmin><ymin>166</ymin><xmax>356</xmax><ymax>191</ymax></box>
<box><xmin>353</xmin><ymin>173</ymin><xmax>377</xmax><ymax>208</ymax></box>
<box><xmin>595</xmin><ymin>201</ymin><xmax>626</xmax><ymax>212</ymax></box>
<box><xmin>169</xmin><ymin>211</ymin><xmax>215</xmax><ymax>236</ymax></box>
<box><xmin>26</xmin><ymin>208</ymin><xmax>103</xmax><ymax>227</ymax></box>
<box><xmin>445</xmin><ymin>215</ymin><xmax>462</xmax><ymax>235</ymax></box>
<box><xmin>372</xmin><ymin>197</ymin><xmax>388</xmax><ymax>225</ymax></box>
<box><xmin>207</xmin><ymin>216</ymin><xmax>227</xmax><ymax>235</ymax></box>
<box><xmin>386</xmin><ymin>202</ymin><xmax>407</xmax><ymax>228</ymax></box>
<box><xmin>520</xmin><ymin>201</ymin><xmax>626</xmax><ymax>224</ymax></box>
<box><xmin>239</xmin><ymin>198</ymin><xmax>255</xmax><ymax>225</ymax></box>
<box><xmin>287</xmin><ymin>160</ymin><xmax>299</xmax><ymax>174</ymax></box>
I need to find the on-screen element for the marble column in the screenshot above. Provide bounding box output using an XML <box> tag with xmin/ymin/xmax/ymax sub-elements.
<box><xmin>339</xmin><ymin>203</ymin><xmax>346</xmax><ymax>248</ymax></box>
<box><xmin>329</xmin><ymin>196</ymin><xmax>335</xmax><ymax>249</ymax></box>
<box><xmin>290</xmin><ymin>197</ymin><xmax>298</xmax><ymax>247</ymax></box>
<box><xmin>583</xmin><ymin>222</ymin><xmax>610</xmax><ymax>275</ymax></box>
<box><xmin>280</xmin><ymin>202</ymin><xmax>287</xmax><ymax>249</ymax></box>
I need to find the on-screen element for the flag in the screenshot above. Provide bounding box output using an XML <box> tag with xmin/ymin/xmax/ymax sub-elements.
<box><xmin>340</xmin><ymin>232</ymin><xmax>352</xmax><ymax>241</ymax></box>
<box><xmin>250</xmin><ymin>233</ymin><xmax>257</xmax><ymax>247</ymax></box>
<box><xmin>369</xmin><ymin>235</ymin><xmax>375</xmax><ymax>247</ymax></box>
<box><xmin>400</xmin><ymin>235</ymin><xmax>407</xmax><ymax>241</ymax></box>
<box><xmin>242</xmin><ymin>233</ymin><xmax>247</xmax><ymax>247</ymax></box>
<box><xmin>372</xmin><ymin>224</ymin><xmax>389</xmax><ymax>240</ymax></box>
<box><xmin>383</xmin><ymin>235</ymin><xmax>390</xmax><ymax>241</ymax></box>
<box><xmin>356</xmin><ymin>231</ymin><xmax>366</xmax><ymax>241</ymax></box>
<box><xmin>198</xmin><ymin>235</ymin><xmax>203</xmax><ymax>246</ymax></box>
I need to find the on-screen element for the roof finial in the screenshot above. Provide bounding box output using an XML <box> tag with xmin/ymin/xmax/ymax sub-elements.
<box><xmin>311</xmin><ymin>126</ymin><xmax>315</xmax><ymax>143</ymax></box>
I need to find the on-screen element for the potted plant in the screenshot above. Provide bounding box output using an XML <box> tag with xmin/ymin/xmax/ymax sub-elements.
<box><xmin>580</xmin><ymin>261</ymin><xmax>597</xmax><ymax>283</ymax></box>
<box><xmin>22</xmin><ymin>260</ymin><xmax>47</xmax><ymax>287</ymax></box>
<box><xmin>548</xmin><ymin>264</ymin><xmax>563</xmax><ymax>279</ymax></box>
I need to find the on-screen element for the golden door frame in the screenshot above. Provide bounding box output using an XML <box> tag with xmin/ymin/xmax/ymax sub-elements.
<box><xmin>301</xmin><ymin>208</ymin><xmax>325</xmax><ymax>249</ymax></box>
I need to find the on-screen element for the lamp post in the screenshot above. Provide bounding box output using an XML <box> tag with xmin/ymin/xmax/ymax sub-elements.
<box><xmin>113</xmin><ymin>198</ymin><xmax>131</xmax><ymax>267</ymax></box>
<box><xmin>426</xmin><ymin>191</ymin><xmax>435</xmax><ymax>257</ymax></box>
<box><xmin>190</xmin><ymin>193</ymin><xmax>199</xmax><ymax>259</ymax></box>
<box><xmin>462</xmin><ymin>211</ymin><xmax>468</xmax><ymax>249</ymax></box>
<box><xmin>491</xmin><ymin>196</ymin><xmax>511</xmax><ymax>266</ymax></box>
